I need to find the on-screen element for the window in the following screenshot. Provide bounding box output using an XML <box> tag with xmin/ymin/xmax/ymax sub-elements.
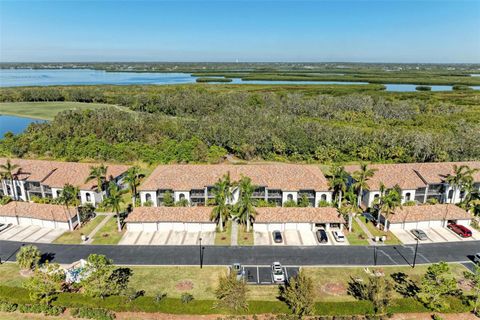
<box><xmin>374</xmin><ymin>194</ymin><xmax>380</xmax><ymax>199</ymax></box>
<box><xmin>57</xmin><ymin>190</ymin><xmax>62</xmax><ymax>197</ymax></box>
<box><xmin>179</xmin><ymin>193</ymin><xmax>186</xmax><ymax>200</ymax></box>
<box><xmin>6</xmin><ymin>185</ymin><xmax>11</xmax><ymax>195</ymax></box>
<box><xmin>145</xmin><ymin>193</ymin><xmax>152</xmax><ymax>202</ymax></box>
<box><xmin>86</xmin><ymin>193</ymin><xmax>91</xmax><ymax>202</ymax></box>
<box><xmin>321</xmin><ymin>194</ymin><xmax>327</xmax><ymax>201</ymax></box>
<box><xmin>287</xmin><ymin>194</ymin><xmax>293</xmax><ymax>201</ymax></box>
<box><xmin>405</xmin><ymin>193</ymin><xmax>411</xmax><ymax>201</ymax></box>
<box><xmin>448</xmin><ymin>190</ymin><xmax>454</xmax><ymax>199</ymax></box>
<box><xmin>460</xmin><ymin>190</ymin><xmax>465</xmax><ymax>199</ymax></box>
<box><xmin>16</xmin><ymin>186</ymin><xmax>21</xmax><ymax>197</ymax></box>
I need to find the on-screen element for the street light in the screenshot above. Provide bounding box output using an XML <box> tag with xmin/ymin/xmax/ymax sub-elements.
<box><xmin>199</xmin><ymin>237</ymin><xmax>205</xmax><ymax>269</ymax></box>
<box><xmin>412</xmin><ymin>238</ymin><xmax>419</xmax><ymax>268</ymax></box>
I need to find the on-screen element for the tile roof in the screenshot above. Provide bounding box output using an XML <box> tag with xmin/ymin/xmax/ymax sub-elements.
<box><xmin>125</xmin><ymin>206</ymin><xmax>213</xmax><ymax>223</ymax></box>
<box><xmin>255</xmin><ymin>207</ymin><xmax>344</xmax><ymax>223</ymax></box>
<box><xmin>345</xmin><ymin>161</ymin><xmax>480</xmax><ymax>190</ymax></box>
<box><xmin>138</xmin><ymin>164</ymin><xmax>329</xmax><ymax>191</ymax></box>
<box><xmin>0</xmin><ymin>201</ymin><xmax>76</xmax><ymax>222</ymax></box>
<box><xmin>0</xmin><ymin>158</ymin><xmax>129</xmax><ymax>190</ymax></box>
<box><xmin>388</xmin><ymin>204</ymin><xmax>470</xmax><ymax>223</ymax></box>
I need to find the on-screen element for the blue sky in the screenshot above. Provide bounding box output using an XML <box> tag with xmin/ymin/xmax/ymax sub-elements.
<box><xmin>1</xmin><ymin>0</ymin><xmax>479</xmax><ymax>63</ymax></box>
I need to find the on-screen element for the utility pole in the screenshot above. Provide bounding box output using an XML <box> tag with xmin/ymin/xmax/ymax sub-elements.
<box><xmin>412</xmin><ymin>238</ymin><xmax>419</xmax><ymax>268</ymax></box>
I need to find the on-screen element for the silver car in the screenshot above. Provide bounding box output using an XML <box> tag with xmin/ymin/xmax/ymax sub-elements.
<box><xmin>410</xmin><ymin>229</ymin><xmax>428</xmax><ymax>241</ymax></box>
<box><xmin>271</xmin><ymin>262</ymin><xmax>285</xmax><ymax>283</ymax></box>
<box><xmin>231</xmin><ymin>263</ymin><xmax>245</xmax><ymax>281</ymax></box>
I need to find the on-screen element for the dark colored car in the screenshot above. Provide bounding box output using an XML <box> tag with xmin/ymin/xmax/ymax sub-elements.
<box><xmin>448</xmin><ymin>224</ymin><xmax>472</xmax><ymax>238</ymax></box>
<box><xmin>410</xmin><ymin>229</ymin><xmax>428</xmax><ymax>241</ymax></box>
<box><xmin>316</xmin><ymin>229</ymin><xmax>328</xmax><ymax>243</ymax></box>
<box><xmin>272</xmin><ymin>230</ymin><xmax>283</xmax><ymax>243</ymax></box>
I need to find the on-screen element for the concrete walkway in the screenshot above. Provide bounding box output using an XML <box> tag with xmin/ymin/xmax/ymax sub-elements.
<box><xmin>83</xmin><ymin>214</ymin><xmax>113</xmax><ymax>244</ymax></box>
<box><xmin>354</xmin><ymin>216</ymin><xmax>375</xmax><ymax>245</ymax></box>
<box><xmin>231</xmin><ymin>221</ymin><xmax>238</xmax><ymax>246</ymax></box>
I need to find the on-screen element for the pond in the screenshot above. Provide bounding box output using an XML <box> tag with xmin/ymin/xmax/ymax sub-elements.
<box><xmin>0</xmin><ymin>115</ymin><xmax>46</xmax><ymax>136</ymax></box>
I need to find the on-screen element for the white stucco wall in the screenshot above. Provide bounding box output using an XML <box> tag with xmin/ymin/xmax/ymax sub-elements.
<box><xmin>401</xmin><ymin>189</ymin><xmax>416</xmax><ymax>203</ymax></box>
<box><xmin>0</xmin><ymin>215</ymin><xmax>73</xmax><ymax>230</ymax></box>
<box><xmin>140</xmin><ymin>191</ymin><xmax>158</xmax><ymax>206</ymax></box>
<box><xmin>127</xmin><ymin>222</ymin><xmax>215</xmax><ymax>232</ymax></box>
<box><xmin>282</xmin><ymin>191</ymin><xmax>298</xmax><ymax>205</ymax></box>
<box><xmin>315</xmin><ymin>191</ymin><xmax>332</xmax><ymax>207</ymax></box>
<box><xmin>174</xmin><ymin>191</ymin><xmax>190</xmax><ymax>203</ymax></box>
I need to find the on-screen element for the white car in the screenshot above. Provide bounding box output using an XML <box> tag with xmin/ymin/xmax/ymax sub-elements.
<box><xmin>474</xmin><ymin>253</ymin><xmax>480</xmax><ymax>265</ymax></box>
<box><xmin>333</xmin><ymin>230</ymin><xmax>345</xmax><ymax>242</ymax></box>
<box><xmin>271</xmin><ymin>262</ymin><xmax>285</xmax><ymax>283</ymax></box>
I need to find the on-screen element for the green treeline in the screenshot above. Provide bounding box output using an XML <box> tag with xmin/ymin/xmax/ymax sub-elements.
<box><xmin>0</xmin><ymin>85</ymin><xmax>479</xmax><ymax>164</ymax></box>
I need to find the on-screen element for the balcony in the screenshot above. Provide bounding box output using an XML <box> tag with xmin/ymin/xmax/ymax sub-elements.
<box><xmin>253</xmin><ymin>187</ymin><xmax>266</xmax><ymax>198</ymax></box>
<box><xmin>267</xmin><ymin>190</ymin><xmax>282</xmax><ymax>198</ymax></box>
<box><xmin>299</xmin><ymin>190</ymin><xmax>315</xmax><ymax>198</ymax></box>
<box><xmin>190</xmin><ymin>189</ymin><xmax>205</xmax><ymax>198</ymax></box>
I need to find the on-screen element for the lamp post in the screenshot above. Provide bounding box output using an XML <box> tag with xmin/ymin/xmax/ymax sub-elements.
<box><xmin>199</xmin><ymin>237</ymin><xmax>204</xmax><ymax>269</ymax></box>
<box><xmin>412</xmin><ymin>238</ymin><xmax>419</xmax><ymax>268</ymax></box>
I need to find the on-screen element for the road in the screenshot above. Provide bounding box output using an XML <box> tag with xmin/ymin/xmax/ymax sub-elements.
<box><xmin>0</xmin><ymin>240</ymin><xmax>478</xmax><ymax>266</ymax></box>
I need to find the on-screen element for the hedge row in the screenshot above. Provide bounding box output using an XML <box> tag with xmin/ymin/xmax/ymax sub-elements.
<box><xmin>0</xmin><ymin>286</ymin><xmax>471</xmax><ymax>316</ymax></box>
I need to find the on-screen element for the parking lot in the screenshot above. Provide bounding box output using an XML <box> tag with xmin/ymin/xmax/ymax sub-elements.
<box><xmin>119</xmin><ymin>230</ymin><xmax>215</xmax><ymax>245</ymax></box>
<box><xmin>254</xmin><ymin>229</ymin><xmax>349</xmax><ymax>246</ymax></box>
<box><xmin>392</xmin><ymin>227</ymin><xmax>480</xmax><ymax>245</ymax></box>
<box><xmin>244</xmin><ymin>265</ymin><xmax>300</xmax><ymax>285</ymax></box>
<box><xmin>0</xmin><ymin>224</ymin><xmax>64</xmax><ymax>243</ymax></box>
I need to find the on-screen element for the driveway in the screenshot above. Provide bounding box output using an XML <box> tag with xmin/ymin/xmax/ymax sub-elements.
<box><xmin>254</xmin><ymin>231</ymin><xmax>271</xmax><ymax>245</ymax></box>
<box><xmin>0</xmin><ymin>225</ymin><xmax>64</xmax><ymax>243</ymax></box>
<box><xmin>392</xmin><ymin>227</ymin><xmax>480</xmax><ymax>245</ymax></box>
<box><xmin>119</xmin><ymin>230</ymin><xmax>215</xmax><ymax>246</ymax></box>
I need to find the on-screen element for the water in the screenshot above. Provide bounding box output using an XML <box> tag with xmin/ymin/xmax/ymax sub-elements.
<box><xmin>0</xmin><ymin>115</ymin><xmax>46</xmax><ymax>136</ymax></box>
<box><xmin>0</xmin><ymin>69</ymin><xmax>479</xmax><ymax>91</ymax></box>
<box><xmin>384</xmin><ymin>84</ymin><xmax>455</xmax><ymax>92</ymax></box>
<box><xmin>0</xmin><ymin>69</ymin><xmax>197</xmax><ymax>87</ymax></box>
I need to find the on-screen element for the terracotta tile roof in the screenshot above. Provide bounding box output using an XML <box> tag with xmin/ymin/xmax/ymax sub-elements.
<box><xmin>139</xmin><ymin>164</ymin><xmax>329</xmax><ymax>191</ymax></box>
<box><xmin>125</xmin><ymin>206</ymin><xmax>213</xmax><ymax>223</ymax></box>
<box><xmin>0</xmin><ymin>201</ymin><xmax>76</xmax><ymax>222</ymax></box>
<box><xmin>345</xmin><ymin>163</ymin><xmax>426</xmax><ymax>190</ymax></box>
<box><xmin>345</xmin><ymin>161</ymin><xmax>480</xmax><ymax>190</ymax></box>
<box><xmin>414</xmin><ymin>162</ymin><xmax>480</xmax><ymax>184</ymax></box>
<box><xmin>388</xmin><ymin>204</ymin><xmax>470</xmax><ymax>223</ymax></box>
<box><xmin>255</xmin><ymin>207</ymin><xmax>344</xmax><ymax>223</ymax></box>
<box><xmin>0</xmin><ymin>158</ymin><xmax>129</xmax><ymax>190</ymax></box>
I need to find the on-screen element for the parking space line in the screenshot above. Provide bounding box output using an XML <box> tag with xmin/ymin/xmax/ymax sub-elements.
<box><xmin>429</xmin><ymin>228</ymin><xmax>448</xmax><ymax>241</ymax></box>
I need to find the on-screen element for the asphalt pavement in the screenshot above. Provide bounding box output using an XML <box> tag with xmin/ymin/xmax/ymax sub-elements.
<box><xmin>0</xmin><ymin>240</ymin><xmax>478</xmax><ymax>266</ymax></box>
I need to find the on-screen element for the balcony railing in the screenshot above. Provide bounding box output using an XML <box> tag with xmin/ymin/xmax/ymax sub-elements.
<box><xmin>267</xmin><ymin>190</ymin><xmax>282</xmax><ymax>197</ymax></box>
<box><xmin>190</xmin><ymin>190</ymin><xmax>205</xmax><ymax>197</ymax></box>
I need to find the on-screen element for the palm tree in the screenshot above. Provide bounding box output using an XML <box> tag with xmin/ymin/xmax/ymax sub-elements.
<box><xmin>0</xmin><ymin>159</ymin><xmax>20</xmax><ymax>200</ymax></box>
<box><xmin>85</xmin><ymin>164</ymin><xmax>108</xmax><ymax>200</ymax></box>
<box><xmin>340</xmin><ymin>186</ymin><xmax>362</xmax><ymax>232</ymax></box>
<box><xmin>326</xmin><ymin>165</ymin><xmax>349</xmax><ymax>208</ymax></box>
<box><xmin>58</xmin><ymin>183</ymin><xmax>80</xmax><ymax>231</ymax></box>
<box><xmin>376</xmin><ymin>185</ymin><xmax>402</xmax><ymax>231</ymax></box>
<box><xmin>352</xmin><ymin>163</ymin><xmax>377</xmax><ymax>208</ymax></box>
<box><xmin>444</xmin><ymin>165</ymin><xmax>478</xmax><ymax>204</ymax></box>
<box><xmin>124</xmin><ymin>166</ymin><xmax>142</xmax><ymax>207</ymax></box>
<box><xmin>210</xmin><ymin>172</ymin><xmax>233</xmax><ymax>232</ymax></box>
<box><xmin>233</xmin><ymin>176</ymin><xmax>257</xmax><ymax>232</ymax></box>
<box><xmin>103</xmin><ymin>181</ymin><xmax>127</xmax><ymax>232</ymax></box>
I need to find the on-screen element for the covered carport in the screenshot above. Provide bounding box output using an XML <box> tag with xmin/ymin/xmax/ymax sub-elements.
<box><xmin>253</xmin><ymin>207</ymin><xmax>344</xmax><ymax>245</ymax></box>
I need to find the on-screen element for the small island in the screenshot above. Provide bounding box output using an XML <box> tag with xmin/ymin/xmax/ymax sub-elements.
<box><xmin>196</xmin><ymin>77</ymin><xmax>233</xmax><ymax>83</ymax></box>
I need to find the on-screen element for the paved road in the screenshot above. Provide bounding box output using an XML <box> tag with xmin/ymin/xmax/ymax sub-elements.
<box><xmin>0</xmin><ymin>240</ymin><xmax>478</xmax><ymax>266</ymax></box>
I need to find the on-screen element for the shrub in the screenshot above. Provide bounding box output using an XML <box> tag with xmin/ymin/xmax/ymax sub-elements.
<box><xmin>16</xmin><ymin>245</ymin><xmax>41</xmax><ymax>270</ymax></box>
<box><xmin>155</xmin><ymin>292</ymin><xmax>167</xmax><ymax>302</ymax></box>
<box><xmin>18</xmin><ymin>303</ymin><xmax>64</xmax><ymax>316</ymax></box>
<box><xmin>181</xmin><ymin>293</ymin><xmax>194</xmax><ymax>304</ymax></box>
<box><xmin>318</xmin><ymin>200</ymin><xmax>332</xmax><ymax>207</ymax></box>
<box><xmin>71</xmin><ymin>307</ymin><xmax>115</xmax><ymax>320</ymax></box>
<box><xmin>0</xmin><ymin>300</ymin><xmax>17</xmax><ymax>312</ymax></box>
<box><xmin>432</xmin><ymin>315</ymin><xmax>444</xmax><ymax>320</ymax></box>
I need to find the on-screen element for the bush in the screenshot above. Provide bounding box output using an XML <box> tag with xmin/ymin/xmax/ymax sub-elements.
<box><xmin>71</xmin><ymin>307</ymin><xmax>116</xmax><ymax>320</ymax></box>
<box><xmin>181</xmin><ymin>293</ymin><xmax>194</xmax><ymax>304</ymax></box>
<box><xmin>432</xmin><ymin>315</ymin><xmax>444</xmax><ymax>320</ymax></box>
<box><xmin>18</xmin><ymin>303</ymin><xmax>64</xmax><ymax>316</ymax></box>
<box><xmin>16</xmin><ymin>245</ymin><xmax>41</xmax><ymax>270</ymax></box>
<box><xmin>0</xmin><ymin>300</ymin><xmax>17</xmax><ymax>312</ymax></box>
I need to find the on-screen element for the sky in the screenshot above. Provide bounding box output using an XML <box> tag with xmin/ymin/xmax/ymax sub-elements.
<box><xmin>0</xmin><ymin>0</ymin><xmax>479</xmax><ymax>63</ymax></box>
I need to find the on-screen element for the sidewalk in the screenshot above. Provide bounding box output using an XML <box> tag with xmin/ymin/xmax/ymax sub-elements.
<box><xmin>354</xmin><ymin>216</ymin><xmax>375</xmax><ymax>245</ymax></box>
<box><xmin>82</xmin><ymin>213</ymin><xmax>113</xmax><ymax>244</ymax></box>
<box><xmin>231</xmin><ymin>220</ymin><xmax>238</xmax><ymax>246</ymax></box>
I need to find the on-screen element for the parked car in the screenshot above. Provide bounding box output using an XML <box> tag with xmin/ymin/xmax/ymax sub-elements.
<box><xmin>231</xmin><ymin>263</ymin><xmax>245</xmax><ymax>281</ymax></box>
<box><xmin>410</xmin><ymin>229</ymin><xmax>428</xmax><ymax>241</ymax></box>
<box><xmin>271</xmin><ymin>262</ymin><xmax>285</xmax><ymax>283</ymax></box>
<box><xmin>332</xmin><ymin>230</ymin><xmax>345</xmax><ymax>242</ymax></box>
<box><xmin>316</xmin><ymin>229</ymin><xmax>328</xmax><ymax>243</ymax></box>
<box><xmin>272</xmin><ymin>230</ymin><xmax>283</xmax><ymax>243</ymax></box>
<box><xmin>474</xmin><ymin>253</ymin><xmax>480</xmax><ymax>265</ymax></box>
<box><xmin>447</xmin><ymin>223</ymin><xmax>472</xmax><ymax>238</ymax></box>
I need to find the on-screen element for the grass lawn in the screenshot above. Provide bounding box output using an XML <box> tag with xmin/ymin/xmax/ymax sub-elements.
<box><xmin>91</xmin><ymin>216</ymin><xmax>125</xmax><ymax>245</ymax></box>
<box><xmin>0</xmin><ymin>312</ymin><xmax>71</xmax><ymax>320</ymax></box>
<box><xmin>0</xmin><ymin>102</ymin><xmax>122</xmax><ymax>120</ymax></box>
<box><xmin>53</xmin><ymin>216</ymin><xmax>104</xmax><ymax>244</ymax></box>
<box><xmin>303</xmin><ymin>263</ymin><xmax>469</xmax><ymax>302</ymax></box>
<box><xmin>214</xmin><ymin>220</ymin><xmax>231</xmax><ymax>245</ymax></box>
<box><xmin>359</xmin><ymin>215</ymin><xmax>401</xmax><ymax>245</ymax></box>
<box><xmin>345</xmin><ymin>218</ymin><xmax>370</xmax><ymax>245</ymax></box>
<box><xmin>238</xmin><ymin>224</ymin><xmax>254</xmax><ymax>246</ymax></box>
<box><xmin>0</xmin><ymin>264</ymin><xmax>25</xmax><ymax>287</ymax></box>
<box><xmin>128</xmin><ymin>266</ymin><xmax>226</xmax><ymax>299</ymax></box>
